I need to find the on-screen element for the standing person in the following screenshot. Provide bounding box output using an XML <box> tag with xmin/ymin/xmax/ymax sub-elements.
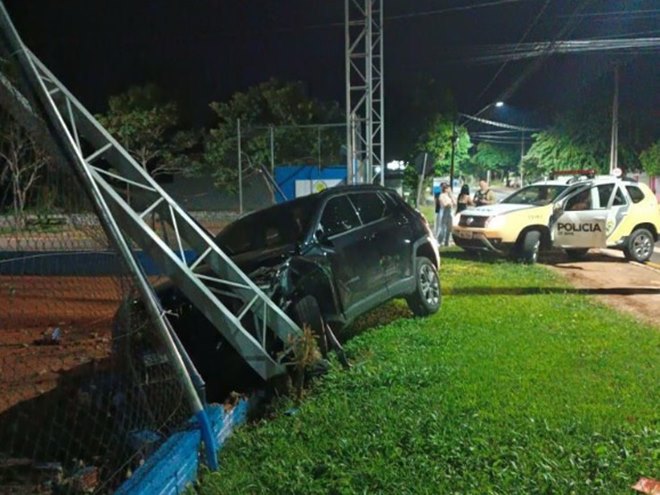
<box><xmin>456</xmin><ymin>184</ymin><xmax>473</xmax><ymax>213</ymax></box>
<box><xmin>474</xmin><ymin>179</ymin><xmax>496</xmax><ymax>207</ymax></box>
<box><xmin>437</xmin><ymin>183</ymin><xmax>456</xmax><ymax>246</ymax></box>
<box><xmin>433</xmin><ymin>191</ymin><xmax>442</xmax><ymax>239</ymax></box>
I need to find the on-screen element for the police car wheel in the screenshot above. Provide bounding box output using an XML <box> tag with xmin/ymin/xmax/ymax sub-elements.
<box><xmin>624</xmin><ymin>228</ymin><xmax>654</xmax><ymax>263</ymax></box>
<box><xmin>520</xmin><ymin>230</ymin><xmax>541</xmax><ymax>264</ymax></box>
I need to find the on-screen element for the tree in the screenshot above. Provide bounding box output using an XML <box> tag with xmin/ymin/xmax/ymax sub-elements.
<box><xmin>202</xmin><ymin>79</ymin><xmax>343</xmax><ymax>191</ymax></box>
<box><xmin>524</xmin><ymin>116</ymin><xmax>607</xmax><ymax>176</ymax></box>
<box><xmin>639</xmin><ymin>141</ymin><xmax>660</xmax><ymax>176</ymax></box>
<box><xmin>97</xmin><ymin>83</ymin><xmax>199</xmax><ymax>177</ymax></box>
<box><xmin>471</xmin><ymin>143</ymin><xmax>520</xmax><ymax>181</ymax></box>
<box><xmin>0</xmin><ymin>111</ymin><xmax>49</xmax><ymax>224</ymax></box>
<box><xmin>388</xmin><ymin>76</ymin><xmax>456</xmax><ymax>159</ymax></box>
<box><xmin>418</xmin><ymin>113</ymin><xmax>471</xmax><ymax>176</ymax></box>
<box><xmin>525</xmin><ymin>100</ymin><xmax>653</xmax><ymax>176</ymax></box>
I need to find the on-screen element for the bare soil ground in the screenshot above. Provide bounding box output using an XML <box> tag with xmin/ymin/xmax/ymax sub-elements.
<box><xmin>1</xmin><ymin>248</ymin><xmax>657</xmax><ymax>418</ymax></box>
<box><xmin>0</xmin><ymin>276</ymin><xmax>121</xmax><ymax>414</ymax></box>
<box><xmin>545</xmin><ymin>249</ymin><xmax>660</xmax><ymax>328</ymax></box>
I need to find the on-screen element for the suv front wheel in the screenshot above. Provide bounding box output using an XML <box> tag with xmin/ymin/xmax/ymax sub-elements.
<box><xmin>406</xmin><ymin>257</ymin><xmax>441</xmax><ymax>316</ymax></box>
<box><xmin>292</xmin><ymin>296</ymin><xmax>328</xmax><ymax>356</ymax></box>
<box><xmin>623</xmin><ymin>228</ymin><xmax>654</xmax><ymax>263</ymax></box>
<box><xmin>519</xmin><ymin>230</ymin><xmax>541</xmax><ymax>264</ymax></box>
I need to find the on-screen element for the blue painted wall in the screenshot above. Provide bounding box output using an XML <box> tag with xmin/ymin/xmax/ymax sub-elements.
<box><xmin>0</xmin><ymin>250</ymin><xmax>197</xmax><ymax>276</ymax></box>
<box><xmin>274</xmin><ymin>165</ymin><xmax>347</xmax><ymax>203</ymax></box>
<box><xmin>115</xmin><ymin>399</ymin><xmax>254</xmax><ymax>495</ymax></box>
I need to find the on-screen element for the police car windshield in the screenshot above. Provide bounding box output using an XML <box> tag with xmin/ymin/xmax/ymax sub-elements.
<box><xmin>501</xmin><ymin>185</ymin><xmax>567</xmax><ymax>206</ymax></box>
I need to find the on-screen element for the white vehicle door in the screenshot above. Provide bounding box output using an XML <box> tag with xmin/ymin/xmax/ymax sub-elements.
<box><xmin>603</xmin><ymin>183</ymin><xmax>629</xmax><ymax>240</ymax></box>
<box><xmin>551</xmin><ymin>185</ymin><xmax>607</xmax><ymax>248</ymax></box>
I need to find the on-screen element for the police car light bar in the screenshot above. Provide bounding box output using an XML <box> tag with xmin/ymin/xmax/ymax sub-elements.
<box><xmin>549</xmin><ymin>169</ymin><xmax>596</xmax><ymax>180</ymax></box>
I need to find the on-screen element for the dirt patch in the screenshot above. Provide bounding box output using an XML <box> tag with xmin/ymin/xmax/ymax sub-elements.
<box><xmin>0</xmin><ymin>276</ymin><xmax>122</xmax><ymax>413</ymax></box>
<box><xmin>546</xmin><ymin>249</ymin><xmax>660</xmax><ymax>328</ymax></box>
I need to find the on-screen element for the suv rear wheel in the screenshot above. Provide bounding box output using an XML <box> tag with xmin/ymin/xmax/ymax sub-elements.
<box><xmin>623</xmin><ymin>228</ymin><xmax>654</xmax><ymax>263</ymax></box>
<box><xmin>406</xmin><ymin>257</ymin><xmax>441</xmax><ymax>316</ymax></box>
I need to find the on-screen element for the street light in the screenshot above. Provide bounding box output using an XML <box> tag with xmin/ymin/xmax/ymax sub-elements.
<box><xmin>472</xmin><ymin>100</ymin><xmax>505</xmax><ymax>120</ymax></box>
<box><xmin>453</xmin><ymin>101</ymin><xmax>505</xmax><ymax>188</ymax></box>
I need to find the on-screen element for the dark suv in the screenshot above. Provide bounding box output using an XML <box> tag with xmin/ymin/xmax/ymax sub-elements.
<box><xmin>216</xmin><ymin>185</ymin><xmax>441</xmax><ymax>328</ymax></box>
<box><xmin>129</xmin><ymin>185</ymin><xmax>440</xmax><ymax>396</ymax></box>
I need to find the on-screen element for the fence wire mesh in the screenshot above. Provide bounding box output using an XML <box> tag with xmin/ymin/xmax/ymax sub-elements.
<box><xmin>0</xmin><ymin>105</ymin><xmax>196</xmax><ymax>493</ymax></box>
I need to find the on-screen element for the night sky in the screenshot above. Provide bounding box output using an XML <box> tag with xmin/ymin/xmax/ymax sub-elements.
<box><xmin>2</xmin><ymin>0</ymin><xmax>658</xmax><ymax>157</ymax></box>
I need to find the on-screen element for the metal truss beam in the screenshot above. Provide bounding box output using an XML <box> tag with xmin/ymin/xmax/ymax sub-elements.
<box><xmin>345</xmin><ymin>0</ymin><xmax>384</xmax><ymax>186</ymax></box>
<box><xmin>0</xmin><ymin>9</ymin><xmax>301</xmax><ymax>381</ymax></box>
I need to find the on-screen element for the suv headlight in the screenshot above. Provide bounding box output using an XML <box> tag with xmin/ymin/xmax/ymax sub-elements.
<box><xmin>485</xmin><ymin>215</ymin><xmax>506</xmax><ymax>229</ymax></box>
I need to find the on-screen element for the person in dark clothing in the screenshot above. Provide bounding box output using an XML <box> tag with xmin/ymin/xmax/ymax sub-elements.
<box><xmin>474</xmin><ymin>179</ymin><xmax>495</xmax><ymax>206</ymax></box>
<box><xmin>456</xmin><ymin>184</ymin><xmax>473</xmax><ymax>213</ymax></box>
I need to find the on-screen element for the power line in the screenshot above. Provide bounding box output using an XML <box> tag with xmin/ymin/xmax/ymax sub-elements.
<box><xmin>473</xmin><ymin>0</ymin><xmax>552</xmax><ymax>110</ymax></box>
<box><xmin>459</xmin><ymin>113</ymin><xmax>540</xmax><ymax>131</ymax></box>
<box><xmin>464</xmin><ymin>37</ymin><xmax>660</xmax><ymax>64</ymax></box>
<box><xmin>496</xmin><ymin>0</ymin><xmax>594</xmax><ymax>104</ymax></box>
<box><xmin>186</xmin><ymin>0</ymin><xmax>533</xmax><ymax>37</ymax></box>
<box><xmin>472</xmin><ymin>138</ymin><xmax>526</xmax><ymax>144</ymax></box>
<box><xmin>557</xmin><ymin>8</ymin><xmax>660</xmax><ymax>18</ymax></box>
<box><xmin>384</xmin><ymin>0</ymin><xmax>529</xmax><ymax>21</ymax></box>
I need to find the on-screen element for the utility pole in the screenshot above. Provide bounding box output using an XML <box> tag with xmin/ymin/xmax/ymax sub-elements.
<box><xmin>237</xmin><ymin>118</ymin><xmax>243</xmax><ymax>215</ymax></box>
<box><xmin>519</xmin><ymin>130</ymin><xmax>525</xmax><ymax>186</ymax></box>
<box><xmin>415</xmin><ymin>152</ymin><xmax>428</xmax><ymax>208</ymax></box>
<box><xmin>609</xmin><ymin>65</ymin><xmax>619</xmax><ymax>174</ymax></box>
<box><xmin>449</xmin><ymin>120</ymin><xmax>457</xmax><ymax>193</ymax></box>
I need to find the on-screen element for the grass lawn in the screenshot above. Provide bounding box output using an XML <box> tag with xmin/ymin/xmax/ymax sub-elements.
<box><xmin>197</xmin><ymin>251</ymin><xmax>659</xmax><ymax>494</ymax></box>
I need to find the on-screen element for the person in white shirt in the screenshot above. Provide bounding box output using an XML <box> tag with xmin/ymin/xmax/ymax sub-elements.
<box><xmin>437</xmin><ymin>183</ymin><xmax>456</xmax><ymax>246</ymax></box>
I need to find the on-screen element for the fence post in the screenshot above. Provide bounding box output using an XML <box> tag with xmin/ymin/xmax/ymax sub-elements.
<box><xmin>270</xmin><ymin>125</ymin><xmax>276</xmax><ymax>203</ymax></box>
<box><xmin>237</xmin><ymin>118</ymin><xmax>243</xmax><ymax>215</ymax></box>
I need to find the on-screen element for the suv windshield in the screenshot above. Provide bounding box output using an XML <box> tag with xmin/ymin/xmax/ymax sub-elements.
<box><xmin>502</xmin><ymin>185</ymin><xmax>568</xmax><ymax>206</ymax></box>
<box><xmin>216</xmin><ymin>195</ymin><xmax>320</xmax><ymax>255</ymax></box>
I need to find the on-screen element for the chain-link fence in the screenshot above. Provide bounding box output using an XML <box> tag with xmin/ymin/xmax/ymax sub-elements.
<box><xmin>0</xmin><ymin>87</ymin><xmax>198</xmax><ymax>494</ymax></box>
<box><xmin>235</xmin><ymin>121</ymin><xmax>347</xmax><ymax>211</ymax></box>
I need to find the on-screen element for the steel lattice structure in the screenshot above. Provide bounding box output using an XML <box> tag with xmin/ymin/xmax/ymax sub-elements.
<box><xmin>0</xmin><ymin>4</ymin><xmax>302</xmax><ymax>384</ymax></box>
<box><xmin>345</xmin><ymin>0</ymin><xmax>385</xmax><ymax>185</ymax></box>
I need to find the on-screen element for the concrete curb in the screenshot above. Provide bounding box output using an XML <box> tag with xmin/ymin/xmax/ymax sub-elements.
<box><xmin>637</xmin><ymin>261</ymin><xmax>660</xmax><ymax>273</ymax></box>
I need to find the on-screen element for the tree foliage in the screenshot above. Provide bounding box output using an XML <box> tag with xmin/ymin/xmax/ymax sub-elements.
<box><xmin>471</xmin><ymin>143</ymin><xmax>520</xmax><ymax>176</ymax></box>
<box><xmin>388</xmin><ymin>76</ymin><xmax>456</xmax><ymax>159</ymax></box>
<box><xmin>525</xmin><ymin>109</ymin><xmax>609</xmax><ymax>175</ymax></box>
<box><xmin>0</xmin><ymin>110</ymin><xmax>49</xmax><ymax>222</ymax></box>
<box><xmin>525</xmin><ymin>102</ymin><xmax>653</xmax><ymax>177</ymax></box>
<box><xmin>639</xmin><ymin>141</ymin><xmax>660</xmax><ymax>176</ymax></box>
<box><xmin>202</xmin><ymin>79</ymin><xmax>343</xmax><ymax>191</ymax></box>
<box><xmin>97</xmin><ymin>83</ymin><xmax>199</xmax><ymax>177</ymax></box>
<box><xmin>418</xmin><ymin>113</ymin><xmax>471</xmax><ymax>176</ymax></box>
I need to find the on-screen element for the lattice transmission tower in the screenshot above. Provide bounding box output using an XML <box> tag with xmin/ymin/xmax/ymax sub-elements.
<box><xmin>345</xmin><ymin>0</ymin><xmax>384</xmax><ymax>185</ymax></box>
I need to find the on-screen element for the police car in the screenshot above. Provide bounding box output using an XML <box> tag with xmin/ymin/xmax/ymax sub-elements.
<box><xmin>453</xmin><ymin>172</ymin><xmax>660</xmax><ymax>264</ymax></box>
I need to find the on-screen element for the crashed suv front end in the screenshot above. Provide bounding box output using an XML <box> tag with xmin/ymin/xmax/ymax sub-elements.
<box><xmin>115</xmin><ymin>185</ymin><xmax>441</xmax><ymax>400</ymax></box>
